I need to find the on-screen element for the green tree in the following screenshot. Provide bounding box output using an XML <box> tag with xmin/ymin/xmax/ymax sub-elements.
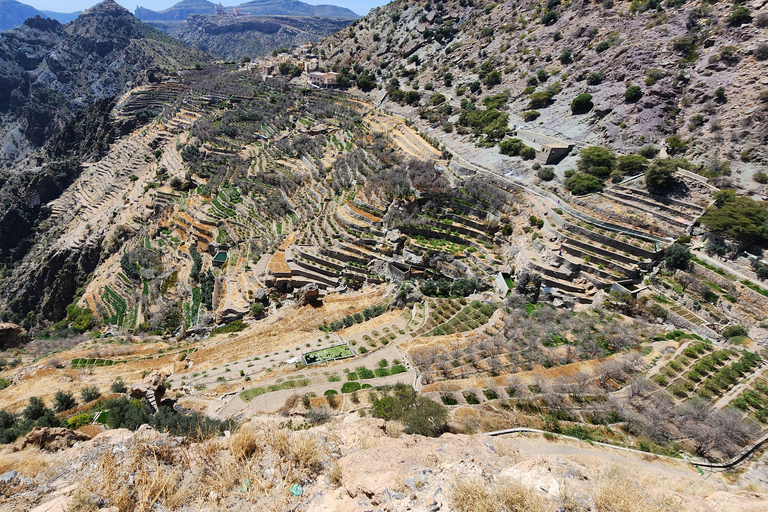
<box><xmin>565</xmin><ymin>173</ymin><xmax>604</xmax><ymax>195</ymax></box>
<box><xmin>81</xmin><ymin>385</ymin><xmax>101</xmax><ymax>403</ymax></box>
<box><xmin>499</xmin><ymin>138</ymin><xmax>525</xmax><ymax>156</ymax></box>
<box><xmin>251</xmin><ymin>302</ymin><xmax>264</xmax><ymax>318</ymax></box>
<box><xmin>53</xmin><ymin>390</ymin><xmax>76</xmax><ymax>413</ymax></box>
<box><xmin>371</xmin><ymin>384</ymin><xmax>447</xmax><ymax>437</ymax></box>
<box><xmin>616</xmin><ymin>154</ymin><xmax>648</xmax><ymax>177</ymax></box>
<box><xmin>664</xmin><ymin>243</ymin><xmax>690</xmax><ymax>269</ymax></box>
<box><xmin>577</xmin><ymin>146</ymin><xmax>616</xmax><ymax>175</ymax></box>
<box><xmin>700</xmin><ymin>196</ymin><xmax>768</xmax><ymax>246</ymax></box>
<box><xmin>645</xmin><ymin>158</ymin><xmax>676</xmax><ymax>192</ymax></box>
<box><xmin>24</xmin><ymin>397</ymin><xmax>47</xmax><ymax>421</ymax></box>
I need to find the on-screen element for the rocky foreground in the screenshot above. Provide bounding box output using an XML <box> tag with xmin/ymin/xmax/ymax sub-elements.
<box><xmin>1</xmin><ymin>413</ymin><xmax>767</xmax><ymax>512</ymax></box>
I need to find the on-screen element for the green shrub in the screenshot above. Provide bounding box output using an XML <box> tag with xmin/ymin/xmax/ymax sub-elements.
<box><xmin>521</xmin><ymin>146</ymin><xmax>536</xmax><ymax>160</ymax></box>
<box><xmin>565</xmin><ymin>173</ymin><xmax>604</xmax><ymax>195</ymax></box>
<box><xmin>722</xmin><ymin>325</ymin><xmax>748</xmax><ymax>339</ymax></box>
<box><xmin>523</xmin><ymin>110</ymin><xmax>541</xmax><ymax>122</ymax></box>
<box><xmin>625</xmin><ymin>85</ymin><xmax>643</xmax><ymax>103</ymax></box>
<box><xmin>110</xmin><ymin>378</ymin><xmax>127</xmax><ymax>394</ymax></box>
<box><xmin>570</xmin><ymin>93</ymin><xmax>593</xmax><ymax>114</ymax></box>
<box><xmin>586</xmin><ymin>72</ymin><xmax>603</xmax><ymax>85</ymax></box>
<box><xmin>80</xmin><ymin>385</ymin><xmax>101</xmax><ymax>403</ymax></box>
<box><xmin>728</xmin><ymin>6</ymin><xmax>751</xmax><ymax>26</ymax></box>
<box><xmin>53</xmin><ymin>390</ymin><xmax>76</xmax><ymax>413</ymax></box>
<box><xmin>371</xmin><ymin>384</ymin><xmax>447</xmax><ymax>437</ymax></box>
<box><xmin>341</xmin><ymin>382</ymin><xmax>361</xmax><ymax>393</ymax></box>
<box><xmin>500</xmin><ymin>138</ymin><xmax>525</xmax><ymax>156</ymax></box>
<box><xmin>67</xmin><ymin>413</ymin><xmax>94</xmax><ymax>429</ymax></box>
<box><xmin>537</xmin><ymin>167</ymin><xmax>555</xmax><ymax>181</ymax></box>
<box><xmin>210</xmin><ymin>320</ymin><xmax>246</xmax><ymax>336</ymax></box>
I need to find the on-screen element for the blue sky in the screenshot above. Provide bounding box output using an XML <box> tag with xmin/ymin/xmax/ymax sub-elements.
<box><xmin>23</xmin><ymin>0</ymin><xmax>387</xmax><ymax>16</ymax></box>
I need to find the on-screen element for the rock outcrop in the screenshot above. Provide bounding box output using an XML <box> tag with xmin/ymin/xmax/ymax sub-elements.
<box><xmin>0</xmin><ymin>323</ymin><xmax>26</xmax><ymax>349</ymax></box>
<box><xmin>295</xmin><ymin>283</ymin><xmax>320</xmax><ymax>306</ymax></box>
<box><xmin>21</xmin><ymin>427</ymin><xmax>91</xmax><ymax>450</ymax></box>
<box><xmin>129</xmin><ymin>369</ymin><xmax>166</xmax><ymax>403</ymax></box>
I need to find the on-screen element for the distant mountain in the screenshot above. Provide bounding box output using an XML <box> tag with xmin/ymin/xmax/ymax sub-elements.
<box><xmin>237</xmin><ymin>0</ymin><xmax>358</xmax><ymax>18</ymax></box>
<box><xmin>135</xmin><ymin>0</ymin><xmax>216</xmax><ymax>21</ymax></box>
<box><xmin>135</xmin><ymin>0</ymin><xmax>359</xmax><ymax>21</ymax></box>
<box><xmin>0</xmin><ymin>0</ymin><xmax>79</xmax><ymax>31</ymax></box>
<box><xmin>40</xmin><ymin>10</ymin><xmax>81</xmax><ymax>24</ymax></box>
<box><xmin>0</xmin><ymin>0</ymin><xmax>42</xmax><ymax>30</ymax></box>
<box><xmin>168</xmin><ymin>14</ymin><xmax>352</xmax><ymax>60</ymax></box>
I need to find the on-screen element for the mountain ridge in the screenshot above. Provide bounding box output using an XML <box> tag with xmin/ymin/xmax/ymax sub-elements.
<box><xmin>0</xmin><ymin>0</ymin><xmax>80</xmax><ymax>31</ymax></box>
<box><xmin>135</xmin><ymin>0</ymin><xmax>359</xmax><ymax>21</ymax></box>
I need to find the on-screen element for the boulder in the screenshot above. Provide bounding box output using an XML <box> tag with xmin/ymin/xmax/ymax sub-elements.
<box><xmin>0</xmin><ymin>323</ymin><xmax>26</xmax><ymax>349</ymax></box>
<box><xmin>253</xmin><ymin>287</ymin><xmax>269</xmax><ymax>303</ymax></box>
<box><xmin>22</xmin><ymin>427</ymin><xmax>91</xmax><ymax>451</ymax></box>
<box><xmin>295</xmin><ymin>283</ymin><xmax>320</xmax><ymax>306</ymax></box>
<box><xmin>129</xmin><ymin>369</ymin><xmax>166</xmax><ymax>402</ymax></box>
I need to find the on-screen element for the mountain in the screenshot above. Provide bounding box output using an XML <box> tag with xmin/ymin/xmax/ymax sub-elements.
<box><xmin>237</xmin><ymin>0</ymin><xmax>358</xmax><ymax>18</ymax></box>
<box><xmin>135</xmin><ymin>0</ymin><xmax>216</xmax><ymax>21</ymax></box>
<box><xmin>0</xmin><ymin>0</ymin><xmax>79</xmax><ymax>31</ymax></box>
<box><xmin>0</xmin><ymin>0</ymin><xmax>42</xmax><ymax>31</ymax></box>
<box><xmin>0</xmin><ymin>0</ymin><xmax>212</xmax><ymax>320</ymax></box>
<box><xmin>163</xmin><ymin>14</ymin><xmax>353</xmax><ymax>60</ymax></box>
<box><xmin>318</xmin><ymin>0</ymin><xmax>768</xmax><ymax>171</ymax></box>
<box><xmin>135</xmin><ymin>0</ymin><xmax>359</xmax><ymax>21</ymax></box>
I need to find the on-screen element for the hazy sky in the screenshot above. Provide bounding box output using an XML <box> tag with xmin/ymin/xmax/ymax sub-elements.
<box><xmin>22</xmin><ymin>0</ymin><xmax>387</xmax><ymax>16</ymax></box>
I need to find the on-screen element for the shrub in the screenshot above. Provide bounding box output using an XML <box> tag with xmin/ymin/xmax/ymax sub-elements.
<box><xmin>53</xmin><ymin>390</ymin><xmax>77</xmax><ymax>413</ymax></box>
<box><xmin>528</xmin><ymin>91</ymin><xmax>554</xmax><ymax>109</ymax></box>
<box><xmin>110</xmin><ymin>378</ymin><xmax>127</xmax><ymax>394</ymax></box>
<box><xmin>638</xmin><ymin>145</ymin><xmax>659</xmax><ymax>159</ymax></box>
<box><xmin>586</xmin><ymin>72</ymin><xmax>603</xmax><ymax>85</ymax></box>
<box><xmin>537</xmin><ymin>167</ymin><xmax>555</xmax><ymax>181</ymax></box>
<box><xmin>645</xmin><ymin>158</ymin><xmax>676</xmax><ymax>191</ymax></box>
<box><xmin>722</xmin><ymin>325</ymin><xmax>747</xmax><ymax>339</ymax></box>
<box><xmin>521</xmin><ymin>146</ymin><xmax>536</xmax><ymax>160</ymax></box>
<box><xmin>565</xmin><ymin>173</ymin><xmax>603</xmax><ymax>195</ymax></box>
<box><xmin>578</xmin><ymin>146</ymin><xmax>616</xmax><ymax>175</ymax></box>
<box><xmin>500</xmin><ymin>138</ymin><xmax>525</xmax><ymax>156</ymax></box>
<box><xmin>341</xmin><ymin>382</ymin><xmax>362</xmax><ymax>393</ymax></box>
<box><xmin>541</xmin><ymin>10</ymin><xmax>558</xmax><ymax>25</ymax></box>
<box><xmin>616</xmin><ymin>154</ymin><xmax>648</xmax><ymax>177</ymax></box>
<box><xmin>523</xmin><ymin>110</ymin><xmax>541</xmax><ymax>122</ymax></box>
<box><xmin>371</xmin><ymin>384</ymin><xmax>447</xmax><ymax>437</ymax></box>
<box><xmin>728</xmin><ymin>6</ymin><xmax>752</xmax><ymax>26</ymax></box>
<box><xmin>570</xmin><ymin>93</ymin><xmax>593</xmax><ymax>114</ymax></box>
<box><xmin>80</xmin><ymin>385</ymin><xmax>101</xmax><ymax>403</ymax></box>
<box><xmin>595</xmin><ymin>40</ymin><xmax>610</xmax><ymax>53</ymax></box>
<box><xmin>22</xmin><ymin>396</ymin><xmax>47</xmax><ymax>421</ymax></box>
<box><xmin>625</xmin><ymin>85</ymin><xmax>642</xmax><ymax>103</ymax></box>
<box><xmin>67</xmin><ymin>413</ymin><xmax>93</xmax><ymax>429</ymax></box>
<box><xmin>664</xmin><ymin>243</ymin><xmax>690</xmax><ymax>269</ymax></box>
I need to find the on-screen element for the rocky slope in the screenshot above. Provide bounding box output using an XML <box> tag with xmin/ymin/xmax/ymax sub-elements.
<box><xmin>162</xmin><ymin>14</ymin><xmax>353</xmax><ymax>60</ymax></box>
<box><xmin>2</xmin><ymin>414</ymin><xmax>767</xmax><ymax>512</ymax></box>
<box><xmin>318</xmin><ymin>0</ymin><xmax>768</xmax><ymax>179</ymax></box>
<box><xmin>0</xmin><ymin>1</ymin><xmax>212</xmax><ymax>323</ymax></box>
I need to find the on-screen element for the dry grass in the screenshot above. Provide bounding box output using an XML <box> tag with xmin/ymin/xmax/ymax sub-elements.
<box><xmin>68</xmin><ymin>425</ymin><xmax>334</xmax><ymax>511</ymax></box>
<box><xmin>451</xmin><ymin>476</ymin><xmax>554</xmax><ymax>512</ymax></box>
<box><xmin>591</xmin><ymin>465</ymin><xmax>680</xmax><ymax>512</ymax></box>
<box><xmin>385</xmin><ymin>420</ymin><xmax>405</xmax><ymax>438</ymax></box>
<box><xmin>0</xmin><ymin>447</ymin><xmax>50</xmax><ymax>476</ymax></box>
